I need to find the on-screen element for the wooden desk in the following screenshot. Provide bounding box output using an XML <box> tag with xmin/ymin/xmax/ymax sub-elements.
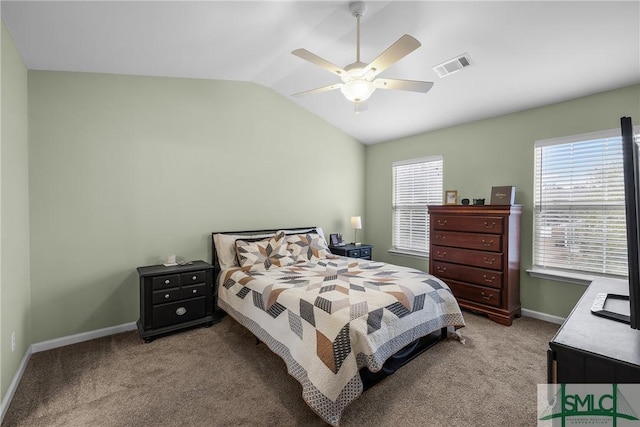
<box><xmin>548</xmin><ymin>278</ymin><xmax>640</xmax><ymax>383</ymax></box>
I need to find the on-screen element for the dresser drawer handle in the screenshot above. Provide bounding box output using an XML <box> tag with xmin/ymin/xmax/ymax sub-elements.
<box><xmin>435</xmin><ymin>235</ymin><xmax>445</xmax><ymax>240</ymax></box>
<box><xmin>483</xmin><ymin>274</ymin><xmax>496</xmax><ymax>283</ymax></box>
<box><xmin>436</xmin><ymin>251</ymin><xmax>447</xmax><ymax>257</ymax></box>
<box><xmin>192</xmin><ymin>275</ymin><xmax>197</xmax><ymax>281</ymax></box>
<box><xmin>192</xmin><ymin>289</ymin><xmax>198</xmax><ymax>294</ymax></box>
<box><xmin>176</xmin><ymin>307</ymin><xmax>187</xmax><ymax>316</ymax></box>
<box><xmin>437</xmin><ymin>219</ymin><xmax>447</xmax><ymax>226</ymax></box>
<box><xmin>164</xmin><ymin>279</ymin><xmax>170</xmax><ymax>285</ymax></box>
<box><xmin>481</xmin><ymin>239</ymin><xmax>494</xmax><ymax>247</ymax></box>
<box><xmin>483</xmin><ymin>221</ymin><xmax>496</xmax><ymax>229</ymax></box>
<box><xmin>483</xmin><ymin>257</ymin><xmax>496</xmax><ymax>265</ymax></box>
<box><xmin>436</xmin><ymin>266</ymin><xmax>447</xmax><ymax>273</ymax></box>
<box><xmin>164</xmin><ymin>294</ymin><xmax>170</xmax><ymax>299</ymax></box>
<box><xmin>481</xmin><ymin>291</ymin><xmax>493</xmax><ymax>300</ymax></box>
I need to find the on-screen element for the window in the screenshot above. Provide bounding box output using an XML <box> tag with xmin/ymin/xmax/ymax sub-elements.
<box><xmin>533</xmin><ymin>128</ymin><xmax>639</xmax><ymax>278</ymax></box>
<box><xmin>392</xmin><ymin>156</ymin><xmax>443</xmax><ymax>256</ymax></box>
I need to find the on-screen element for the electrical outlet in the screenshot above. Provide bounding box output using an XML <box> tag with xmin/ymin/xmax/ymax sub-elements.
<box><xmin>11</xmin><ymin>332</ymin><xmax>16</xmax><ymax>352</ymax></box>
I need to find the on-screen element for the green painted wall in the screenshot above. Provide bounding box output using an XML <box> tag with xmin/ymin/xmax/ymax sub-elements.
<box><xmin>1</xmin><ymin>21</ymin><xmax>31</xmax><ymax>403</ymax></box>
<box><xmin>27</xmin><ymin>71</ymin><xmax>364</xmax><ymax>343</ymax></box>
<box><xmin>365</xmin><ymin>84</ymin><xmax>640</xmax><ymax>318</ymax></box>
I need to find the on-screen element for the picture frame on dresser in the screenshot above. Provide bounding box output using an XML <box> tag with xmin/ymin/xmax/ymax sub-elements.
<box><xmin>445</xmin><ymin>190</ymin><xmax>458</xmax><ymax>205</ymax></box>
<box><xmin>490</xmin><ymin>186</ymin><xmax>516</xmax><ymax>205</ymax></box>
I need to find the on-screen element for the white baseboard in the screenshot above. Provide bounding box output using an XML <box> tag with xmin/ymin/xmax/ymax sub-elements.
<box><xmin>522</xmin><ymin>308</ymin><xmax>565</xmax><ymax>325</ymax></box>
<box><xmin>0</xmin><ymin>346</ymin><xmax>32</xmax><ymax>424</ymax></box>
<box><xmin>0</xmin><ymin>321</ymin><xmax>137</xmax><ymax>425</ymax></box>
<box><xmin>31</xmin><ymin>321</ymin><xmax>137</xmax><ymax>353</ymax></box>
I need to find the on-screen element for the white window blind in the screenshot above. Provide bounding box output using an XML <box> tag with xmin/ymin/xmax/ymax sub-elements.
<box><xmin>392</xmin><ymin>156</ymin><xmax>443</xmax><ymax>255</ymax></box>
<box><xmin>533</xmin><ymin>128</ymin><xmax>639</xmax><ymax>277</ymax></box>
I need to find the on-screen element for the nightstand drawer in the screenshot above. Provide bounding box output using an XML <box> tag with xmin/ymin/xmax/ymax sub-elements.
<box><xmin>346</xmin><ymin>249</ymin><xmax>361</xmax><ymax>257</ymax></box>
<box><xmin>181</xmin><ymin>271</ymin><xmax>206</xmax><ymax>285</ymax></box>
<box><xmin>182</xmin><ymin>283</ymin><xmax>206</xmax><ymax>299</ymax></box>
<box><xmin>359</xmin><ymin>247</ymin><xmax>371</xmax><ymax>258</ymax></box>
<box><xmin>152</xmin><ymin>288</ymin><xmax>181</xmax><ymax>304</ymax></box>
<box><xmin>152</xmin><ymin>274</ymin><xmax>180</xmax><ymax>290</ymax></box>
<box><xmin>152</xmin><ymin>297</ymin><xmax>206</xmax><ymax>329</ymax></box>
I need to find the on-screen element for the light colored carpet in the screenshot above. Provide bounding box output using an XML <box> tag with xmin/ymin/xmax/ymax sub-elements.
<box><xmin>2</xmin><ymin>311</ymin><xmax>559</xmax><ymax>426</ymax></box>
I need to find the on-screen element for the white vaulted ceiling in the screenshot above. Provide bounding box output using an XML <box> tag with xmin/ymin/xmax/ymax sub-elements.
<box><xmin>2</xmin><ymin>1</ymin><xmax>639</xmax><ymax>144</ymax></box>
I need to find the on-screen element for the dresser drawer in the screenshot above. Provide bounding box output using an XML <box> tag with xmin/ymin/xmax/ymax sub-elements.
<box><xmin>152</xmin><ymin>297</ymin><xmax>206</xmax><ymax>329</ymax></box>
<box><xmin>432</xmin><ymin>261</ymin><xmax>503</xmax><ymax>289</ymax></box>
<box><xmin>181</xmin><ymin>270</ymin><xmax>206</xmax><ymax>285</ymax></box>
<box><xmin>431</xmin><ymin>231</ymin><xmax>502</xmax><ymax>252</ymax></box>
<box><xmin>431</xmin><ymin>245</ymin><xmax>503</xmax><ymax>270</ymax></box>
<box><xmin>182</xmin><ymin>283</ymin><xmax>207</xmax><ymax>299</ymax></box>
<box><xmin>447</xmin><ymin>280</ymin><xmax>502</xmax><ymax>307</ymax></box>
<box><xmin>152</xmin><ymin>288</ymin><xmax>181</xmax><ymax>304</ymax></box>
<box><xmin>152</xmin><ymin>274</ymin><xmax>181</xmax><ymax>290</ymax></box>
<box><xmin>431</xmin><ymin>215</ymin><xmax>504</xmax><ymax>234</ymax></box>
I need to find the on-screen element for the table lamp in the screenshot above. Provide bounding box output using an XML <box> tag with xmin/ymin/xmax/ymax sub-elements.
<box><xmin>351</xmin><ymin>216</ymin><xmax>362</xmax><ymax>245</ymax></box>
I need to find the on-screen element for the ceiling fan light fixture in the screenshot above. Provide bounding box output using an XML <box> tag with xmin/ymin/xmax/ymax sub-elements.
<box><xmin>340</xmin><ymin>79</ymin><xmax>376</xmax><ymax>103</ymax></box>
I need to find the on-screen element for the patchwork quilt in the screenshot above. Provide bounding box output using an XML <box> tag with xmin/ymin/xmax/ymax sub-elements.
<box><xmin>217</xmin><ymin>257</ymin><xmax>465</xmax><ymax>426</ymax></box>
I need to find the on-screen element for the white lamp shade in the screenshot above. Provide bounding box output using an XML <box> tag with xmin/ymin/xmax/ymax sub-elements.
<box><xmin>351</xmin><ymin>216</ymin><xmax>362</xmax><ymax>229</ymax></box>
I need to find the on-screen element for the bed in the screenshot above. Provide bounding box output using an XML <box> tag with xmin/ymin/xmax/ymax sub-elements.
<box><xmin>211</xmin><ymin>226</ymin><xmax>465</xmax><ymax>426</ymax></box>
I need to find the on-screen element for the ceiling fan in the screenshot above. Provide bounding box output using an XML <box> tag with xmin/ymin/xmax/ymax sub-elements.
<box><xmin>291</xmin><ymin>1</ymin><xmax>433</xmax><ymax>112</ymax></box>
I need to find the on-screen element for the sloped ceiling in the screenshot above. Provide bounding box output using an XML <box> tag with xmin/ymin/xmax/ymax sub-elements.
<box><xmin>2</xmin><ymin>1</ymin><xmax>639</xmax><ymax>144</ymax></box>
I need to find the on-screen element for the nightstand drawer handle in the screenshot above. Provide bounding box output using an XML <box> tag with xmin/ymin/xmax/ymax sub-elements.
<box><xmin>483</xmin><ymin>221</ymin><xmax>496</xmax><ymax>229</ymax></box>
<box><xmin>483</xmin><ymin>257</ymin><xmax>496</xmax><ymax>265</ymax></box>
<box><xmin>481</xmin><ymin>239</ymin><xmax>494</xmax><ymax>247</ymax></box>
<box><xmin>436</xmin><ymin>251</ymin><xmax>447</xmax><ymax>257</ymax></box>
<box><xmin>437</xmin><ymin>219</ymin><xmax>447</xmax><ymax>226</ymax></box>
<box><xmin>483</xmin><ymin>274</ymin><xmax>495</xmax><ymax>283</ymax></box>
<box><xmin>164</xmin><ymin>279</ymin><xmax>170</xmax><ymax>285</ymax></box>
<box><xmin>192</xmin><ymin>275</ymin><xmax>197</xmax><ymax>281</ymax></box>
<box><xmin>164</xmin><ymin>294</ymin><xmax>170</xmax><ymax>299</ymax></box>
<box><xmin>481</xmin><ymin>292</ymin><xmax>493</xmax><ymax>300</ymax></box>
<box><xmin>176</xmin><ymin>307</ymin><xmax>187</xmax><ymax>316</ymax></box>
<box><xmin>435</xmin><ymin>235</ymin><xmax>445</xmax><ymax>240</ymax></box>
<box><xmin>436</xmin><ymin>266</ymin><xmax>447</xmax><ymax>273</ymax></box>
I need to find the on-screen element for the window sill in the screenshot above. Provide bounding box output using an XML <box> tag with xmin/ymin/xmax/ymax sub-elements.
<box><xmin>526</xmin><ymin>268</ymin><xmax>620</xmax><ymax>286</ymax></box>
<box><xmin>387</xmin><ymin>249</ymin><xmax>429</xmax><ymax>260</ymax></box>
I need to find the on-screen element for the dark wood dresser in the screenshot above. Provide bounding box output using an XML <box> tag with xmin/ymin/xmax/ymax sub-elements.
<box><xmin>137</xmin><ymin>260</ymin><xmax>214</xmax><ymax>342</ymax></box>
<box><xmin>428</xmin><ymin>205</ymin><xmax>522</xmax><ymax>325</ymax></box>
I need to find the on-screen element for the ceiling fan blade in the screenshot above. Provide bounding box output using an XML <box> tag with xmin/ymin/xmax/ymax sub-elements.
<box><xmin>374</xmin><ymin>78</ymin><xmax>434</xmax><ymax>93</ymax></box>
<box><xmin>364</xmin><ymin>34</ymin><xmax>421</xmax><ymax>77</ymax></box>
<box><xmin>292</xmin><ymin>83</ymin><xmax>343</xmax><ymax>97</ymax></box>
<box><xmin>292</xmin><ymin>49</ymin><xmax>347</xmax><ymax>77</ymax></box>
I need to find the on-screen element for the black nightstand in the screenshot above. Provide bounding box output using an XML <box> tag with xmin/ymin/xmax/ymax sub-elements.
<box><xmin>137</xmin><ymin>260</ymin><xmax>214</xmax><ymax>342</ymax></box>
<box><xmin>329</xmin><ymin>244</ymin><xmax>372</xmax><ymax>260</ymax></box>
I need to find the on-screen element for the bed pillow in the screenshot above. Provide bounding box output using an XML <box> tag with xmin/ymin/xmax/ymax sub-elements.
<box><xmin>235</xmin><ymin>231</ymin><xmax>294</xmax><ymax>271</ymax></box>
<box><xmin>286</xmin><ymin>233</ymin><xmax>334</xmax><ymax>262</ymax></box>
<box><xmin>214</xmin><ymin>232</ymin><xmax>276</xmax><ymax>269</ymax></box>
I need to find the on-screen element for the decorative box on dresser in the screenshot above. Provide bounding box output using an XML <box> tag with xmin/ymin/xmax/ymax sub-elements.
<box><xmin>428</xmin><ymin>205</ymin><xmax>522</xmax><ymax>326</ymax></box>
<box><xmin>137</xmin><ymin>260</ymin><xmax>215</xmax><ymax>342</ymax></box>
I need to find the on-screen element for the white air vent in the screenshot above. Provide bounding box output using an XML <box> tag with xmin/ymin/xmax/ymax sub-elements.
<box><xmin>433</xmin><ymin>53</ymin><xmax>473</xmax><ymax>78</ymax></box>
